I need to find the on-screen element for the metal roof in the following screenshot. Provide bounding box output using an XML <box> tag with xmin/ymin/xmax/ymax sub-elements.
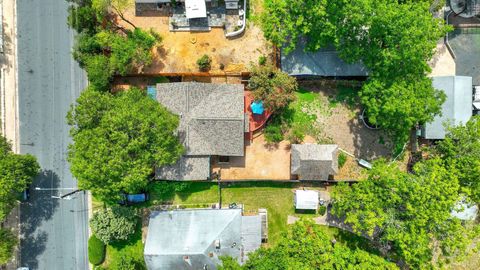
<box><xmin>144</xmin><ymin>209</ymin><xmax>261</xmax><ymax>270</ymax></box>
<box><xmin>291</xmin><ymin>144</ymin><xmax>339</xmax><ymax>180</ymax></box>
<box><xmin>295</xmin><ymin>190</ymin><xmax>319</xmax><ymax>210</ymax></box>
<box><xmin>185</xmin><ymin>0</ymin><xmax>207</xmax><ymax>19</ymax></box>
<box><xmin>281</xmin><ymin>42</ymin><xmax>368</xmax><ymax>77</ymax></box>
<box><xmin>422</xmin><ymin>76</ymin><xmax>473</xmax><ymax>139</ymax></box>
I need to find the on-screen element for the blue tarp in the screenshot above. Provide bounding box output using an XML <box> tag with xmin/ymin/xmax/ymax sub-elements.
<box><xmin>147</xmin><ymin>86</ymin><xmax>157</xmax><ymax>99</ymax></box>
<box><xmin>250</xmin><ymin>101</ymin><xmax>264</xmax><ymax>115</ymax></box>
<box><xmin>126</xmin><ymin>193</ymin><xmax>147</xmax><ymax>203</ymax></box>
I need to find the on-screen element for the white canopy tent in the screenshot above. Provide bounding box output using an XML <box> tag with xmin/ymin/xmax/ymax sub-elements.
<box><xmin>185</xmin><ymin>0</ymin><xmax>207</xmax><ymax>19</ymax></box>
<box><xmin>294</xmin><ymin>190</ymin><xmax>319</xmax><ymax>210</ymax></box>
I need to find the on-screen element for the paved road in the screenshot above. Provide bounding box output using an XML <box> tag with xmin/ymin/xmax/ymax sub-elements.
<box><xmin>17</xmin><ymin>0</ymin><xmax>88</xmax><ymax>269</ymax></box>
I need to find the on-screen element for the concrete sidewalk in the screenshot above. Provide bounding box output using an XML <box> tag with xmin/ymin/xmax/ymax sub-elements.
<box><xmin>0</xmin><ymin>0</ymin><xmax>19</xmax><ymax>151</ymax></box>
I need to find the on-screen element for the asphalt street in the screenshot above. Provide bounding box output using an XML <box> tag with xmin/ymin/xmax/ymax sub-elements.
<box><xmin>17</xmin><ymin>0</ymin><xmax>88</xmax><ymax>269</ymax></box>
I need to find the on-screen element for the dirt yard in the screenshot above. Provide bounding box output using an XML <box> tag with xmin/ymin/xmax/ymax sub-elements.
<box><xmin>212</xmin><ymin>134</ymin><xmax>291</xmax><ymax>180</ymax></box>
<box><xmin>118</xmin><ymin>5</ymin><xmax>270</xmax><ymax>74</ymax></box>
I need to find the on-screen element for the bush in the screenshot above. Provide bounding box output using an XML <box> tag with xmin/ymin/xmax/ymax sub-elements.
<box><xmin>287</xmin><ymin>125</ymin><xmax>305</xmax><ymax>144</ymax></box>
<box><xmin>319</xmin><ymin>205</ymin><xmax>327</xmax><ymax>216</ymax></box>
<box><xmin>0</xmin><ymin>229</ymin><xmax>17</xmax><ymax>264</ymax></box>
<box><xmin>88</xmin><ymin>235</ymin><xmax>106</xmax><ymax>265</ymax></box>
<box><xmin>197</xmin><ymin>54</ymin><xmax>212</xmax><ymax>71</ymax></box>
<box><xmin>111</xmin><ymin>253</ymin><xmax>137</xmax><ymax>270</ymax></box>
<box><xmin>338</xmin><ymin>152</ymin><xmax>347</xmax><ymax>169</ymax></box>
<box><xmin>264</xmin><ymin>124</ymin><xmax>283</xmax><ymax>143</ymax></box>
<box><xmin>90</xmin><ymin>206</ymin><xmax>138</xmax><ymax>244</ymax></box>
<box><xmin>258</xmin><ymin>55</ymin><xmax>267</xmax><ymax>65</ymax></box>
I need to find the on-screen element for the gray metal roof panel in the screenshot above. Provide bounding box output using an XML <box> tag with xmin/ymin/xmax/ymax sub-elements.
<box><xmin>424</xmin><ymin>76</ymin><xmax>473</xmax><ymax>139</ymax></box>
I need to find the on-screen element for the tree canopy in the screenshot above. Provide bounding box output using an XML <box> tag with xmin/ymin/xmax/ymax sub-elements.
<box><xmin>0</xmin><ymin>135</ymin><xmax>40</xmax><ymax>222</ymax></box>
<box><xmin>436</xmin><ymin>116</ymin><xmax>480</xmax><ymax>203</ymax></box>
<box><xmin>67</xmin><ymin>88</ymin><xmax>183</xmax><ymax>202</ymax></box>
<box><xmin>90</xmin><ymin>206</ymin><xmax>138</xmax><ymax>244</ymax></box>
<box><xmin>219</xmin><ymin>220</ymin><xmax>398</xmax><ymax>270</ymax></box>
<box><xmin>332</xmin><ymin>159</ymin><xmax>472</xmax><ymax>268</ymax></box>
<box><xmin>261</xmin><ymin>0</ymin><xmax>450</xmax><ymax>149</ymax></box>
<box><xmin>248</xmin><ymin>64</ymin><xmax>298</xmax><ymax>112</ymax></box>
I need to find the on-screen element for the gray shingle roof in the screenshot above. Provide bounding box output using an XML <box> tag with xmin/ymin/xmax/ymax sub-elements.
<box><xmin>156</xmin><ymin>82</ymin><xmax>245</xmax><ymax>156</ymax></box>
<box><xmin>291</xmin><ymin>144</ymin><xmax>339</xmax><ymax>180</ymax></box>
<box><xmin>281</xmin><ymin>42</ymin><xmax>368</xmax><ymax>77</ymax></box>
<box><xmin>144</xmin><ymin>209</ymin><xmax>261</xmax><ymax>270</ymax></box>
<box><xmin>155</xmin><ymin>156</ymin><xmax>210</xmax><ymax>180</ymax></box>
<box><xmin>422</xmin><ymin>76</ymin><xmax>473</xmax><ymax>139</ymax></box>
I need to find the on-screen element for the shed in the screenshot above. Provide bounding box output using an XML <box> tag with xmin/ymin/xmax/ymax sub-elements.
<box><xmin>294</xmin><ymin>190</ymin><xmax>319</xmax><ymax>210</ymax></box>
<box><xmin>281</xmin><ymin>42</ymin><xmax>368</xmax><ymax>77</ymax></box>
<box><xmin>291</xmin><ymin>144</ymin><xmax>339</xmax><ymax>180</ymax></box>
<box><xmin>422</xmin><ymin>76</ymin><xmax>473</xmax><ymax>139</ymax></box>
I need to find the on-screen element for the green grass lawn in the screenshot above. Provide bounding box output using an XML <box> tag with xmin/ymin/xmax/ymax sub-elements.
<box><xmin>102</xmin><ymin>221</ymin><xmax>145</xmax><ymax>269</ymax></box>
<box><xmin>221</xmin><ymin>182</ymin><xmax>297</xmax><ymax>245</ymax></box>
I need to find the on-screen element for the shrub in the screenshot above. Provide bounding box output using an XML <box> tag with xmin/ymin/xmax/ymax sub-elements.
<box><xmin>88</xmin><ymin>235</ymin><xmax>106</xmax><ymax>265</ymax></box>
<box><xmin>90</xmin><ymin>206</ymin><xmax>138</xmax><ymax>244</ymax></box>
<box><xmin>0</xmin><ymin>229</ymin><xmax>17</xmax><ymax>264</ymax></box>
<box><xmin>264</xmin><ymin>124</ymin><xmax>283</xmax><ymax>143</ymax></box>
<box><xmin>338</xmin><ymin>152</ymin><xmax>347</xmax><ymax>169</ymax></box>
<box><xmin>287</xmin><ymin>125</ymin><xmax>305</xmax><ymax>144</ymax></box>
<box><xmin>258</xmin><ymin>55</ymin><xmax>267</xmax><ymax>65</ymax></box>
<box><xmin>111</xmin><ymin>253</ymin><xmax>137</xmax><ymax>270</ymax></box>
<box><xmin>197</xmin><ymin>54</ymin><xmax>212</xmax><ymax>71</ymax></box>
<box><xmin>319</xmin><ymin>205</ymin><xmax>327</xmax><ymax>216</ymax></box>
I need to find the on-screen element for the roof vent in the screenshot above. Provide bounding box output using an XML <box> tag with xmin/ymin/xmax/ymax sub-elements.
<box><xmin>231</xmin><ymin>242</ymin><xmax>237</xmax><ymax>248</ymax></box>
<box><xmin>183</xmin><ymin>255</ymin><xmax>191</xmax><ymax>265</ymax></box>
<box><xmin>215</xmin><ymin>239</ymin><xmax>221</xmax><ymax>249</ymax></box>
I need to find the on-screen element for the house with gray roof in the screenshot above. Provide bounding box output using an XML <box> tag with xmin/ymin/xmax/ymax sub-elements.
<box><xmin>421</xmin><ymin>76</ymin><xmax>473</xmax><ymax>139</ymax></box>
<box><xmin>291</xmin><ymin>144</ymin><xmax>339</xmax><ymax>180</ymax></box>
<box><xmin>144</xmin><ymin>208</ymin><xmax>262</xmax><ymax>270</ymax></box>
<box><xmin>281</xmin><ymin>41</ymin><xmax>368</xmax><ymax>77</ymax></box>
<box><xmin>155</xmin><ymin>82</ymin><xmax>247</xmax><ymax>180</ymax></box>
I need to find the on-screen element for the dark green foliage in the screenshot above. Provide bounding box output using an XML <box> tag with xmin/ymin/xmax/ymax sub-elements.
<box><xmin>219</xmin><ymin>220</ymin><xmax>398</xmax><ymax>269</ymax></box>
<box><xmin>67</xmin><ymin>4</ymin><xmax>97</xmax><ymax>34</ymax></box>
<box><xmin>0</xmin><ymin>228</ymin><xmax>17</xmax><ymax>264</ymax></box>
<box><xmin>249</xmin><ymin>64</ymin><xmax>298</xmax><ymax>112</ymax></box>
<box><xmin>338</xmin><ymin>152</ymin><xmax>347</xmax><ymax>169</ymax></box>
<box><xmin>318</xmin><ymin>205</ymin><xmax>327</xmax><ymax>216</ymax></box>
<box><xmin>85</xmin><ymin>54</ymin><xmax>114</xmax><ymax>91</ymax></box>
<box><xmin>88</xmin><ymin>235</ymin><xmax>106</xmax><ymax>265</ymax></box>
<box><xmin>196</xmin><ymin>54</ymin><xmax>212</xmax><ymax>71</ymax></box>
<box><xmin>258</xmin><ymin>55</ymin><xmax>267</xmax><ymax>66</ymax></box>
<box><xmin>0</xmin><ymin>135</ymin><xmax>40</xmax><ymax>222</ymax></box>
<box><xmin>110</xmin><ymin>254</ymin><xmax>137</xmax><ymax>270</ymax></box>
<box><xmin>332</xmin><ymin>159</ymin><xmax>471</xmax><ymax>268</ymax></box>
<box><xmin>90</xmin><ymin>206</ymin><xmax>138</xmax><ymax>244</ymax></box>
<box><xmin>264</xmin><ymin>124</ymin><xmax>283</xmax><ymax>143</ymax></box>
<box><xmin>437</xmin><ymin>116</ymin><xmax>480</xmax><ymax>203</ymax></box>
<box><xmin>67</xmin><ymin>88</ymin><xmax>183</xmax><ymax>202</ymax></box>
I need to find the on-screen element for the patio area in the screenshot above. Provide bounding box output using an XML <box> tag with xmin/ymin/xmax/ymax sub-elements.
<box><xmin>212</xmin><ymin>134</ymin><xmax>291</xmax><ymax>180</ymax></box>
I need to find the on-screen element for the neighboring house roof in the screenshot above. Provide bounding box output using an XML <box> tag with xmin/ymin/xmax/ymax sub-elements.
<box><xmin>422</xmin><ymin>76</ymin><xmax>473</xmax><ymax>139</ymax></box>
<box><xmin>156</xmin><ymin>82</ymin><xmax>245</xmax><ymax>157</ymax></box>
<box><xmin>281</xmin><ymin>42</ymin><xmax>368</xmax><ymax>77</ymax></box>
<box><xmin>291</xmin><ymin>144</ymin><xmax>339</xmax><ymax>180</ymax></box>
<box><xmin>155</xmin><ymin>156</ymin><xmax>211</xmax><ymax>181</ymax></box>
<box><xmin>295</xmin><ymin>190</ymin><xmax>319</xmax><ymax>210</ymax></box>
<box><xmin>144</xmin><ymin>209</ymin><xmax>261</xmax><ymax>270</ymax></box>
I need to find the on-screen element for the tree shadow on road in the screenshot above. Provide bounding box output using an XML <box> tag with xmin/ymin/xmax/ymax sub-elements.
<box><xmin>19</xmin><ymin>170</ymin><xmax>60</xmax><ymax>269</ymax></box>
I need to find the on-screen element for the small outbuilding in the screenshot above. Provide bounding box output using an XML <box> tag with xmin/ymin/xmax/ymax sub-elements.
<box><xmin>294</xmin><ymin>190</ymin><xmax>319</xmax><ymax>210</ymax></box>
<box><xmin>291</xmin><ymin>144</ymin><xmax>339</xmax><ymax>180</ymax></box>
<box><xmin>421</xmin><ymin>76</ymin><xmax>473</xmax><ymax>140</ymax></box>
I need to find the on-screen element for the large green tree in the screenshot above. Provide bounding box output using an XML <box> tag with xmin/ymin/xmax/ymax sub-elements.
<box><xmin>67</xmin><ymin>88</ymin><xmax>183</xmax><ymax>202</ymax></box>
<box><xmin>219</xmin><ymin>220</ymin><xmax>398</xmax><ymax>270</ymax></box>
<box><xmin>248</xmin><ymin>64</ymin><xmax>298</xmax><ymax>112</ymax></box>
<box><xmin>436</xmin><ymin>116</ymin><xmax>480</xmax><ymax>202</ymax></box>
<box><xmin>332</xmin><ymin>159</ymin><xmax>471</xmax><ymax>268</ymax></box>
<box><xmin>0</xmin><ymin>136</ymin><xmax>40</xmax><ymax>222</ymax></box>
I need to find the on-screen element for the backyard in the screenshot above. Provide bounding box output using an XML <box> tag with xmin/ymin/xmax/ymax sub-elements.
<box><xmin>115</xmin><ymin>1</ymin><xmax>270</xmax><ymax>74</ymax></box>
